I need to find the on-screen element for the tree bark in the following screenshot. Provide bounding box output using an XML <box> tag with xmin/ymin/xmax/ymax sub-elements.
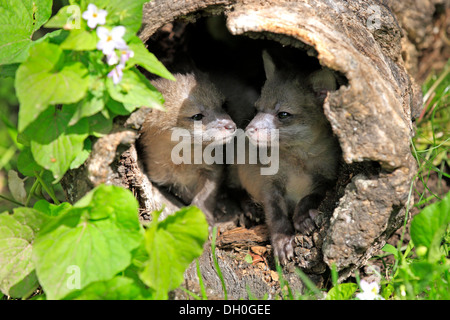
<box><xmin>61</xmin><ymin>0</ymin><xmax>448</xmax><ymax>299</ymax></box>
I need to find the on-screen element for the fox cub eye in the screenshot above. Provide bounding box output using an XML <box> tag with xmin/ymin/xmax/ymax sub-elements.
<box><xmin>191</xmin><ymin>114</ymin><xmax>204</xmax><ymax>121</ymax></box>
<box><xmin>277</xmin><ymin>112</ymin><xmax>292</xmax><ymax>120</ymax></box>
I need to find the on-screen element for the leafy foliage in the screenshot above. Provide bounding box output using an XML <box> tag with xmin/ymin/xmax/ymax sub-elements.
<box><xmin>1</xmin><ymin>0</ymin><xmax>171</xmax><ymax>184</ymax></box>
<box><xmin>32</xmin><ymin>185</ymin><xmax>143</xmax><ymax>299</ymax></box>
<box><xmin>0</xmin><ymin>185</ymin><xmax>208</xmax><ymax>299</ymax></box>
<box><xmin>376</xmin><ymin>193</ymin><xmax>450</xmax><ymax>300</ymax></box>
<box><xmin>0</xmin><ymin>0</ymin><xmax>52</xmax><ymax>65</ymax></box>
<box><xmin>0</xmin><ymin>208</ymin><xmax>49</xmax><ymax>297</ymax></box>
<box><xmin>0</xmin><ymin>0</ymin><xmax>210</xmax><ymax>300</ymax></box>
<box><xmin>139</xmin><ymin>207</ymin><xmax>209</xmax><ymax>299</ymax></box>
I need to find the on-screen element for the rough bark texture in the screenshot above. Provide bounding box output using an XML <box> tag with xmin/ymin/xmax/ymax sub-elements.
<box><xmin>383</xmin><ymin>0</ymin><xmax>449</xmax><ymax>82</ymax></box>
<box><xmin>61</xmin><ymin>0</ymin><xmax>448</xmax><ymax>299</ymax></box>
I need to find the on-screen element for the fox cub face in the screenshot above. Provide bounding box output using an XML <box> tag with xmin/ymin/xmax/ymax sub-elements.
<box><xmin>246</xmin><ymin>51</ymin><xmax>337</xmax><ymax>148</ymax></box>
<box><xmin>149</xmin><ymin>73</ymin><xmax>236</xmax><ymax>145</ymax></box>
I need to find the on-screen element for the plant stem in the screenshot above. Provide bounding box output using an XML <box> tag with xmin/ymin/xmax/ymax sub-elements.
<box><xmin>25</xmin><ymin>178</ymin><xmax>40</xmax><ymax>207</ymax></box>
<box><xmin>0</xmin><ymin>193</ymin><xmax>24</xmax><ymax>207</ymax></box>
<box><xmin>178</xmin><ymin>286</ymin><xmax>201</xmax><ymax>300</ymax></box>
<box><xmin>34</xmin><ymin>170</ymin><xmax>60</xmax><ymax>205</ymax></box>
<box><xmin>294</xmin><ymin>268</ymin><xmax>322</xmax><ymax>299</ymax></box>
<box><xmin>196</xmin><ymin>258</ymin><xmax>208</xmax><ymax>300</ymax></box>
<box><xmin>211</xmin><ymin>226</ymin><xmax>227</xmax><ymax>300</ymax></box>
<box><xmin>422</xmin><ymin>66</ymin><xmax>449</xmax><ymax>106</ymax></box>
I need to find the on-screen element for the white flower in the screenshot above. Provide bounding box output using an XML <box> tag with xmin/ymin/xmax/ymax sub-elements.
<box><xmin>96</xmin><ymin>26</ymin><xmax>128</xmax><ymax>55</ymax></box>
<box><xmin>106</xmin><ymin>51</ymin><xmax>119</xmax><ymax>66</ymax></box>
<box><xmin>82</xmin><ymin>4</ymin><xmax>107</xmax><ymax>29</ymax></box>
<box><xmin>356</xmin><ymin>280</ymin><xmax>385</xmax><ymax>300</ymax></box>
<box><xmin>108</xmin><ymin>64</ymin><xmax>124</xmax><ymax>85</ymax></box>
<box><xmin>119</xmin><ymin>49</ymin><xmax>134</xmax><ymax>66</ymax></box>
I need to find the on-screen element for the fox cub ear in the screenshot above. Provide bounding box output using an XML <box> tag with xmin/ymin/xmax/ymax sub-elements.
<box><xmin>308</xmin><ymin>68</ymin><xmax>337</xmax><ymax>101</ymax></box>
<box><xmin>262</xmin><ymin>50</ymin><xmax>277</xmax><ymax>79</ymax></box>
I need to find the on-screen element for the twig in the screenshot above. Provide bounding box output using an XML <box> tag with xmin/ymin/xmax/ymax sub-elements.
<box><xmin>0</xmin><ymin>193</ymin><xmax>25</xmax><ymax>207</ymax></box>
<box><xmin>34</xmin><ymin>170</ymin><xmax>60</xmax><ymax>205</ymax></box>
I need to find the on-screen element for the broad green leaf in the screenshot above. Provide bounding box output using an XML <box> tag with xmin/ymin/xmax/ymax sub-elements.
<box><xmin>7</xmin><ymin>170</ymin><xmax>27</xmax><ymax>204</ymax></box>
<box><xmin>381</xmin><ymin>283</ymin><xmax>394</xmax><ymax>300</ymax></box>
<box><xmin>26</xmin><ymin>107</ymin><xmax>90</xmax><ymax>181</ymax></box>
<box><xmin>410</xmin><ymin>261</ymin><xmax>436</xmax><ymax>291</ymax></box>
<box><xmin>16</xmin><ymin>42</ymin><xmax>90</xmax><ymax>132</ymax></box>
<box><xmin>326</xmin><ymin>283</ymin><xmax>358</xmax><ymax>300</ymax></box>
<box><xmin>69</xmin><ymin>138</ymin><xmax>92</xmax><ymax>169</ymax></box>
<box><xmin>0</xmin><ymin>208</ymin><xmax>50</xmax><ymax>297</ymax></box>
<box><xmin>88</xmin><ymin>111</ymin><xmax>113</xmax><ymax>137</ymax></box>
<box><xmin>45</xmin><ymin>5</ymin><xmax>82</xmax><ymax>30</ymax></box>
<box><xmin>411</xmin><ymin>192</ymin><xmax>450</xmax><ymax>263</ymax></box>
<box><xmin>33</xmin><ymin>200</ymin><xmax>73</xmax><ymax>217</ymax></box>
<box><xmin>105</xmin><ymin>95</ymin><xmax>137</xmax><ymax>115</ymax></box>
<box><xmin>60</xmin><ymin>29</ymin><xmax>97</xmax><ymax>51</ymax></box>
<box><xmin>139</xmin><ymin>206</ymin><xmax>209</xmax><ymax>299</ymax></box>
<box><xmin>66</xmin><ymin>88</ymin><xmax>106</xmax><ymax>127</ymax></box>
<box><xmin>107</xmin><ymin>68</ymin><xmax>164</xmax><ymax>111</ymax></box>
<box><xmin>17</xmin><ymin>147</ymin><xmax>42</xmax><ymax>177</ymax></box>
<box><xmin>381</xmin><ymin>243</ymin><xmax>399</xmax><ymax>260</ymax></box>
<box><xmin>32</xmin><ymin>185</ymin><xmax>143</xmax><ymax>300</ymax></box>
<box><xmin>127</xmin><ymin>37</ymin><xmax>175</xmax><ymax>80</ymax></box>
<box><xmin>63</xmin><ymin>276</ymin><xmax>153</xmax><ymax>300</ymax></box>
<box><xmin>0</xmin><ymin>63</ymin><xmax>19</xmax><ymax>77</ymax></box>
<box><xmin>0</xmin><ymin>0</ymin><xmax>52</xmax><ymax>65</ymax></box>
<box><xmin>104</xmin><ymin>0</ymin><xmax>147</xmax><ymax>36</ymax></box>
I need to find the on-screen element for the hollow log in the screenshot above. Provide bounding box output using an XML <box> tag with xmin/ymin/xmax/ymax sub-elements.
<box><xmin>61</xmin><ymin>0</ymin><xmax>448</xmax><ymax>299</ymax></box>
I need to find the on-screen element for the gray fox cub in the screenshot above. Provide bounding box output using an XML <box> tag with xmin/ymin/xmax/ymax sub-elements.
<box><xmin>238</xmin><ymin>51</ymin><xmax>340</xmax><ymax>263</ymax></box>
<box><xmin>140</xmin><ymin>72</ymin><xmax>236</xmax><ymax>223</ymax></box>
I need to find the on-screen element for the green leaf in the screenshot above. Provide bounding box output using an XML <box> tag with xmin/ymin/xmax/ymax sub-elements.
<box><xmin>60</xmin><ymin>29</ymin><xmax>97</xmax><ymax>51</ymax></box>
<box><xmin>0</xmin><ymin>0</ymin><xmax>52</xmax><ymax>65</ymax></box>
<box><xmin>44</xmin><ymin>5</ymin><xmax>82</xmax><ymax>30</ymax></box>
<box><xmin>25</xmin><ymin>107</ymin><xmax>90</xmax><ymax>181</ymax></box>
<box><xmin>410</xmin><ymin>261</ymin><xmax>436</xmax><ymax>290</ymax></box>
<box><xmin>0</xmin><ymin>63</ymin><xmax>19</xmax><ymax>77</ymax></box>
<box><xmin>127</xmin><ymin>37</ymin><xmax>175</xmax><ymax>80</ymax></box>
<box><xmin>17</xmin><ymin>147</ymin><xmax>42</xmax><ymax>177</ymax></box>
<box><xmin>67</xmin><ymin>92</ymin><xmax>106</xmax><ymax>127</ymax></box>
<box><xmin>326</xmin><ymin>283</ymin><xmax>358</xmax><ymax>300</ymax></box>
<box><xmin>33</xmin><ymin>200</ymin><xmax>72</xmax><ymax>217</ymax></box>
<box><xmin>15</xmin><ymin>42</ymin><xmax>90</xmax><ymax>132</ymax></box>
<box><xmin>7</xmin><ymin>169</ymin><xmax>27</xmax><ymax>204</ymax></box>
<box><xmin>381</xmin><ymin>243</ymin><xmax>399</xmax><ymax>260</ymax></box>
<box><xmin>88</xmin><ymin>111</ymin><xmax>113</xmax><ymax>137</ymax></box>
<box><xmin>107</xmin><ymin>68</ymin><xmax>164</xmax><ymax>111</ymax></box>
<box><xmin>411</xmin><ymin>192</ymin><xmax>450</xmax><ymax>262</ymax></box>
<box><xmin>105</xmin><ymin>95</ymin><xmax>136</xmax><ymax>115</ymax></box>
<box><xmin>0</xmin><ymin>208</ymin><xmax>50</xmax><ymax>297</ymax></box>
<box><xmin>104</xmin><ymin>0</ymin><xmax>147</xmax><ymax>36</ymax></box>
<box><xmin>139</xmin><ymin>206</ymin><xmax>209</xmax><ymax>299</ymax></box>
<box><xmin>69</xmin><ymin>138</ymin><xmax>92</xmax><ymax>169</ymax></box>
<box><xmin>32</xmin><ymin>185</ymin><xmax>143</xmax><ymax>300</ymax></box>
<box><xmin>380</xmin><ymin>283</ymin><xmax>394</xmax><ymax>300</ymax></box>
<box><xmin>63</xmin><ymin>276</ymin><xmax>153</xmax><ymax>300</ymax></box>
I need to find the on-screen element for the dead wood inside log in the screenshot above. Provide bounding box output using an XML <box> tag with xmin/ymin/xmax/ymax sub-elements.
<box><xmin>216</xmin><ymin>225</ymin><xmax>270</xmax><ymax>248</ymax></box>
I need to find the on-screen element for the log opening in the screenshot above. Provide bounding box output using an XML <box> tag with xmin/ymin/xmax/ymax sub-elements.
<box><xmin>136</xmin><ymin>0</ymin><xmax>419</xmax><ymax>297</ymax></box>
<box><xmin>140</xmin><ymin>12</ymin><xmax>354</xmax><ymax>219</ymax></box>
